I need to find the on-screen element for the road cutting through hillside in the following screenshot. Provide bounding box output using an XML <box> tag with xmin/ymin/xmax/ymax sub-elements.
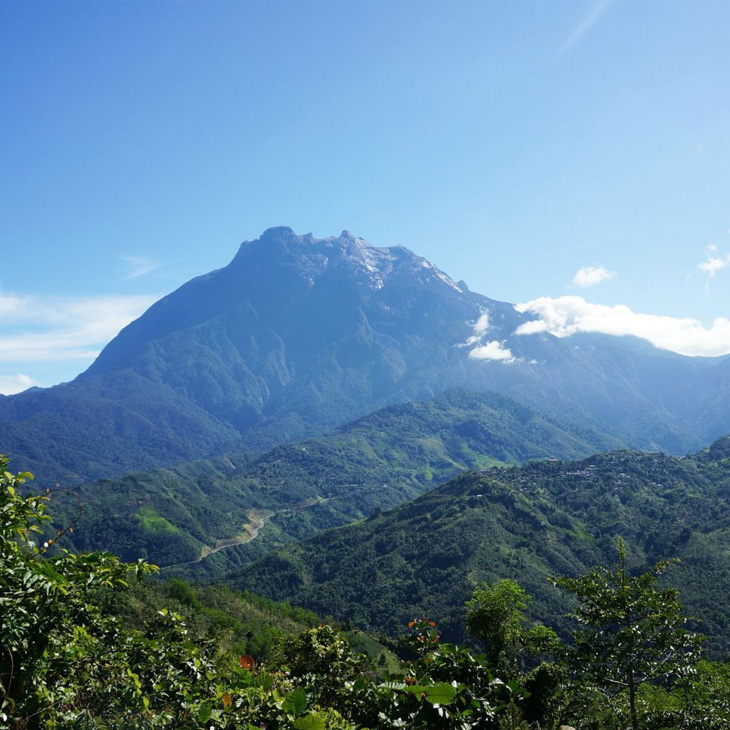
<box><xmin>163</xmin><ymin>495</ymin><xmax>335</xmax><ymax>569</ymax></box>
<box><xmin>199</xmin><ymin>509</ymin><xmax>275</xmax><ymax>560</ymax></box>
<box><xmin>198</xmin><ymin>496</ymin><xmax>334</xmax><ymax>560</ymax></box>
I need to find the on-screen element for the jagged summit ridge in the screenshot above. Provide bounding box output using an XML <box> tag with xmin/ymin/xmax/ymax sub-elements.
<box><xmin>231</xmin><ymin>226</ymin><xmax>463</xmax><ymax>294</ymax></box>
<box><xmin>72</xmin><ymin>227</ymin><xmax>497</xmax><ymax>461</ymax></box>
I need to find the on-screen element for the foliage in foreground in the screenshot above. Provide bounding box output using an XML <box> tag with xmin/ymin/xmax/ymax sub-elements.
<box><xmin>2</xmin><ymin>458</ymin><xmax>730</xmax><ymax>729</ymax></box>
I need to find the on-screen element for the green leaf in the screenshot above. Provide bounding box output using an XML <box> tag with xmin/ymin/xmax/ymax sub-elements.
<box><xmin>254</xmin><ymin>673</ymin><xmax>274</xmax><ymax>691</ymax></box>
<box><xmin>197</xmin><ymin>701</ymin><xmax>212</xmax><ymax>723</ymax></box>
<box><xmin>282</xmin><ymin>686</ymin><xmax>307</xmax><ymax>715</ymax></box>
<box><xmin>292</xmin><ymin>714</ymin><xmax>326</xmax><ymax>730</ymax></box>
<box><xmin>421</xmin><ymin>682</ymin><xmax>458</xmax><ymax>705</ymax></box>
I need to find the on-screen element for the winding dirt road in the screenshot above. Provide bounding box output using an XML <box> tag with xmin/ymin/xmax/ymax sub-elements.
<box><xmin>199</xmin><ymin>510</ymin><xmax>274</xmax><ymax>560</ymax></box>
<box><xmin>163</xmin><ymin>495</ymin><xmax>334</xmax><ymax>570</ymax></box>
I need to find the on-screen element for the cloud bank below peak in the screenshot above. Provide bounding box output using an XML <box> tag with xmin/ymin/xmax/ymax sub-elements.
<box><xmin>515</xmin><ymin>296</ymin><xmax>730</xmax><ymax>358</ymax></box>
<box><xmin>461</xmin><ymin>311</ymin><xmax>520</xmax><ymax>364</ymax></box>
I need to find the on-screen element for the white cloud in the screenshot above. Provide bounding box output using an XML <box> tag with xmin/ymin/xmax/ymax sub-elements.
<box><xmin>0</xmin><ymin>293</ymin><xmax>27</xmax><ymax>317</ymax></box>
<box><xmin>559</xmin><ymin>0</ymin><xmax>615</xmax><ymax>55</ymax></box>
<box><xmin>462</xmin><ymin>311</ymin><xmax>490</xmax><ymax>346</ymax></box>
<box><xmin>121</xmin><ymin>256</ymin><xmax>159</xmax><ymax>280</ymax></box>
<box><xmin>0</xmin><ymin>373</ymin><xmax>35</xmax><ymax>395</ymax></box>
<box><xmin>698</xmin><ymin>250</ymin><xmax>730</xmax><ymax>278</ymax></box>
<box><xmin>0</xmin><ymin>293</ymin><xmax>160</xmax><ymax>363</ymax></box>
<box><xmin>572</xmin><ymin>265</ymin><xmax>615</xmax><ymax>288</ymax></box>
<box><xmin>469</xmin><ymin>340</ymin><xmax>518</xmax><ymax>363</ymax></box>
<box><xmin>461</xmin><ymin>309</ymin><xmax>520</xmax><ymax>364</ymax></box>
<box><xmin>515</xmin><ymin>295</ymin><xmax>730</xmax><ymax>357</ymax></box>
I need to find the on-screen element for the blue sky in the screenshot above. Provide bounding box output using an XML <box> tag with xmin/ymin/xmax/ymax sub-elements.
<box><xmin>2</xmin><ymin>0</ymin><xmax>730</xmax><ymax>393</ymax></box>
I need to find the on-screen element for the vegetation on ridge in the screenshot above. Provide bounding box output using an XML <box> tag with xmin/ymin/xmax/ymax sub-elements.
<box><xmin>229</xmin><ymin>438</ymin><xmax>730</xmax><ymax>656</ymax></box>
<box><xmin>53</xmin><ymin>390</ymin><xmax>619</xmax><ymax>575</ymax></box>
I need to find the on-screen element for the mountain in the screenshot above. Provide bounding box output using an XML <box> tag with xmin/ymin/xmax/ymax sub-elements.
<box><xmin>227</xmin><ymin>437</ymin><xmax>730</xmax><ymax>658</ymax></box>
<box><xmin>59</xmin><ymin>389</ymin><xmax>621</xmax><ymax>572</ymax></box>
<box><xmin>3</xmin><ymin>226</ymin><xmax>730</xmax><ymax>483</ymax></box>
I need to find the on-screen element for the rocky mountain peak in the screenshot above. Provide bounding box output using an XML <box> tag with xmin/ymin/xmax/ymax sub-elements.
<box><xmin>226</xmin><ymin>227</ymin><xmax>470</xmax><ymax>299</ymax></box>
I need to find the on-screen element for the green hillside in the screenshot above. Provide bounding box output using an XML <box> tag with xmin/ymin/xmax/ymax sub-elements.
<box><xmin>55</xmin><ymin>389</ymin><xmax>621</xmax><ymax>573</ymax></box>
<box><xmin>228</xmin><ymin>437</ymin><xmax>730</xmax><ymax>658</ymax></box>
<box><xmin>5</xmin><ymin>451</ymin><xmax>730</xmax><ymax>729</ymax></box>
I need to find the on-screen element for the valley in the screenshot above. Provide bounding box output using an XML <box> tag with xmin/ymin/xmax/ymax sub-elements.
<box><xmin>54</xmin><ymin>388</ymin><xmax>620</xmax><ymax>574</ymax></box>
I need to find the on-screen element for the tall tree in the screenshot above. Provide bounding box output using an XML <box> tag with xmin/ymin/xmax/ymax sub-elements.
<box><xmin>555</xmin><ymin>537</ymin><xmax>703</xmax><ymax>730</ymax></box>
<box><xmin>465</xmin><ymin>579</ymin><xmax>559</xmax><ymax>674</ymax></box>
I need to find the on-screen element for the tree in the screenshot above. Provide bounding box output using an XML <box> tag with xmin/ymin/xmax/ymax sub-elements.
<box><xmin>0</xmin><ymin>457</ymin><xmax>240</xmax><ymax>729</ymax></box>
<box><xmin>0</xmin><ymin>456</ymin><xmax>163</xmax><ymax>726</ymax></box>
<box><xmin>465</xmin><ymin>579</ymin><xmax>558</xmax><ymax>675</ymax></box>
<box><xmin>555</xmin><ymin>537</ymin><xmax>704</xmax><ymax>730</ymax></box>
<box><xmin>465</xmin><ymin>580</ymin><xmax>564</xmax><ymax>728</ymax></box>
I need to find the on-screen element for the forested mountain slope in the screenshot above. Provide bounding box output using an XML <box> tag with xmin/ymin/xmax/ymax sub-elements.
<box><xmin>59</xmin><ymin>389</ymin><xmax>620</xmax><ymax>571</ymax></box>
<box><xmin>229</xmin><ymin>436</ymin><xmax>730</xmax><ymax>657</ymax></box>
